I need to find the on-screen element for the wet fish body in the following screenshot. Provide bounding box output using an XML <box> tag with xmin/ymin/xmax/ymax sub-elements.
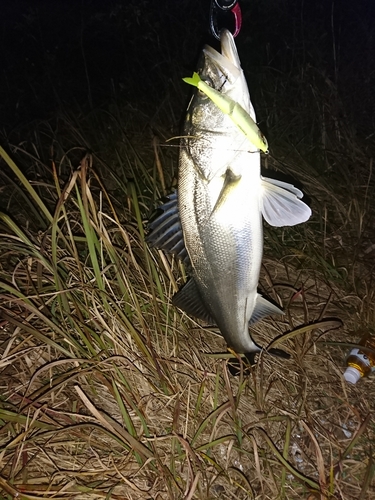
<box><xmin>148</xmin><ymin>30</ymin><xmax>311</xmax><ymax>355</ymax></box>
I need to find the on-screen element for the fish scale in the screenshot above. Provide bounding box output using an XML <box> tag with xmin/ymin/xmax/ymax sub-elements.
<box><xmin>179</xmin><ymin>144</ymin><xmax>264</xmax><ymax>352</ymax></box>
<box><xmin>147</xmin><ymin>29</ymin><xmax>311</xmax><ymax>357</ymax></box>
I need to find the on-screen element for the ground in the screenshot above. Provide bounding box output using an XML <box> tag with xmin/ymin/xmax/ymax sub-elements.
<box><xmin>0</xmin><ymin>1</ymin><xmax>374</xmax><ymax>498</ymax></box>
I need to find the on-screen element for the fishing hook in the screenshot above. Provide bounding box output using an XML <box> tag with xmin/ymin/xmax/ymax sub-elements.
<box><xmin>209</xmin><ymin>0</ymin><xmax>242</xmax><ymax>40</ymax></box>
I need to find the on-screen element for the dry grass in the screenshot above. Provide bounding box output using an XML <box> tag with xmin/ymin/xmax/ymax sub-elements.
<box><xmin>0</xmin><ymin>105</ymin><xmax>374</xmax><ymax>500</ymax></box>
<box><xmin>0</xmin><ymin>2</ymin><xmax>375</xmax><ymax>498</ymax></box>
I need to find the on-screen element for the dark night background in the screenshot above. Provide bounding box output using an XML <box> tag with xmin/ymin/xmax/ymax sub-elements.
<box><xmin>0</xmin><ymin>0</ymin><xmax>374</xmax><ymax>141</ymax></box>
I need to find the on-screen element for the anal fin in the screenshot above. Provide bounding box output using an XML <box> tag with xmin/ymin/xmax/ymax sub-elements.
<box><xmin>249</xmin><ymin>294</ymin><xmax>284</xmax><ymax>325</ymax></box>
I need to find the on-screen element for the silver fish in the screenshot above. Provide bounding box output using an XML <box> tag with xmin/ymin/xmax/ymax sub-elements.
<box><xmin>148</xmin><ymin>30</ymin><xmax>311</xmax><ymax>356</ymax></box>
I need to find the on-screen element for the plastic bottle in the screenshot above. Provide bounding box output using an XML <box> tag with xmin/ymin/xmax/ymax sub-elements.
<box><xmin>344</xmin><ymin>333</ymin><xmax>375</xmax><ymax>384</ymax></box>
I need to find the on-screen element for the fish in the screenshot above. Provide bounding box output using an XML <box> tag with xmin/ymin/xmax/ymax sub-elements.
<box><xmin>182</xmin><ymin>71</ymin><xmax>269</xmax><ymax>153</ymax></box>
<box><xmin>147</xmin><ymin>29</ymin><xmax>311</xmax><ymax>357</ymax></box>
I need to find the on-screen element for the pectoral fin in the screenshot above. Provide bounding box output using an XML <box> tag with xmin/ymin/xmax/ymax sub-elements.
<box><xmin>211</xmin><ymin>168</ymin><xmax>241</xmax><ymax>216</ymax></box>
<box><xmin>260</xmin><ymin>176</ymin><xmax>312</xmax><ymax>227</ymax></box>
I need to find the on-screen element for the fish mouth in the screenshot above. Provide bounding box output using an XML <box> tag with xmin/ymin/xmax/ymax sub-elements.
<box><xmin>202</xmin><ymin>29</ymin><xmax>242</xmax><ymax>85</ymax></box>
<box><xmin>218</xmin><ymin>29</ymin><xmax>242</xmax><ymax>70</ymax></box>
<box><xmin>201</xmin><ymin>29</ymin><xmax>252</xmax><ymax>116</ymax></box>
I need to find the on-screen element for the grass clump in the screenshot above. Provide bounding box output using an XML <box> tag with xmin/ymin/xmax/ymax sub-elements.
<box><xmin>0</xmin><ymin>107</ymin><xmax>374</xmax><ymax>499</ymax></box>
<box><xmin>0</xmin><ymin>1</ymin><xmax>374</xmax><ymax>498</ymax></box>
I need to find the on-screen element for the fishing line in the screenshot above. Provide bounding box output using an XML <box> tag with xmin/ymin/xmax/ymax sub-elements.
<box><xmin>158</xmin><ymin>137</ymin><xmax>264</xmax><ymax>155</ymax></box>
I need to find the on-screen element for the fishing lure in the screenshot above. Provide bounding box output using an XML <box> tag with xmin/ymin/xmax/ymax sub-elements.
<box><xmin>183</xmin><ymin>72</ymin><xmax>269</xmax><ymax>153</ymax></box>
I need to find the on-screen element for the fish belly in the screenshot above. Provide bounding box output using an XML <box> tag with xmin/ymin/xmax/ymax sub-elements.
<box><xmin>179</xmin><ymin>147</ymin><xmax>263</xmax><ymax>353</ymax></box>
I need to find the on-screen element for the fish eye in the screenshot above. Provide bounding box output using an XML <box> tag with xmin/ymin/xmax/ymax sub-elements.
<box><xmin>201</xmin><ymin>77</ymin><xmax>214</xmax><ymax>88</ymax></box>
<box><xmin>197</xmin><ymin>77</ymin><xmax>214</xmax><ymax>97</ymax></box>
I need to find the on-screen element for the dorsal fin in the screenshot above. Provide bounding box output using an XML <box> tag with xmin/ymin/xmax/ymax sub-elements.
<box><xmin>146</xmin><ymin>191</ymin><xmax>189</xmax><ymax>265</ymax></box>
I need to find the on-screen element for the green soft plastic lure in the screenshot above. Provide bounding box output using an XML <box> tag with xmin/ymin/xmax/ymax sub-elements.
<box><xmin>183</xmin><ymin>72</ymin><xmax>269</xmax><ymax>153</ymax></box>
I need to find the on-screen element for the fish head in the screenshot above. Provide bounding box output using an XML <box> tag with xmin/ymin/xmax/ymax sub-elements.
<box><xmin>202</xmin><ymin>29</ymin><xmax>255</xmax><ymax>119</ymax></box>
<box><xmin>184</xmin><ymin>29</ymin><xmax>258</xmax><ymax>182</ymax></box>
